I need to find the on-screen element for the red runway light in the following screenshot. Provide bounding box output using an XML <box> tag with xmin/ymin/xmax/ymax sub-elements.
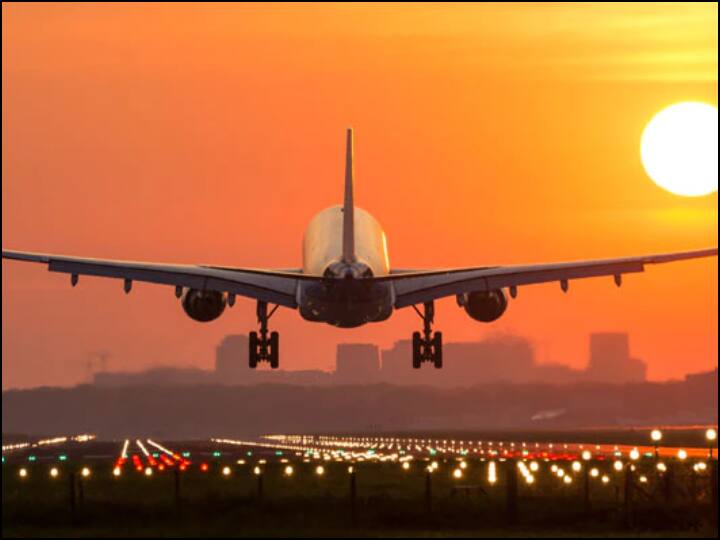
<box><xmin>200</xmin><ymin>463</ymin><xmax>209</xmax><ymax>472</ymax></box>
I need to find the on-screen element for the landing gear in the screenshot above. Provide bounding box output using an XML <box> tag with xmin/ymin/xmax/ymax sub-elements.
<box><xmin>411</xmin><ymin>301</ymin><xmax>443</xmax><ymax>369</ymax></box>
<box><xmin>249</xmin><ymin>301</ymin><xmax>280</xmax><ymax>369</ymax></box>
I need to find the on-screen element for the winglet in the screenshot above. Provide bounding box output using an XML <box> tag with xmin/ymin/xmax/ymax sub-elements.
<box><xmin>342</xmin><ymin>128</ymin><xmax>356</xmax><ymax>264</ymax></box>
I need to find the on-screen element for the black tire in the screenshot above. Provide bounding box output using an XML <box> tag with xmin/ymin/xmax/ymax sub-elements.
<box><xmin>412</xmin><ymin>331</ymin><xmax>422</xmax><ymax>369</ymax></box>
<box><xmin>249</xmin><ymin>331</ymin><xmax>258</xmax><ymax>369</ymax></box>
<box><xmin>269</xmin><ymin>331</ymin><xmax>280</xmax><ymax>369</ymax></box>
<box><xmin>433</xmin><ymin>331</ymin><xmax>443</xmax><ymax>369</ymax></box>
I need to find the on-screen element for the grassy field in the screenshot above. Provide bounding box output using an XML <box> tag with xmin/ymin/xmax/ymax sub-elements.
<box><xmin>2</xmin><ymin>458</ymin><xmax>717</xmax><ymax>537</ymax></box>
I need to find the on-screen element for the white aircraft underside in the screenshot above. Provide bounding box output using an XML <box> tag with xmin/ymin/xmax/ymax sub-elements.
<box><xmin>3</xmin><ymin>129</ymin><xmax>717</xmax><ymax>369</ymax></box>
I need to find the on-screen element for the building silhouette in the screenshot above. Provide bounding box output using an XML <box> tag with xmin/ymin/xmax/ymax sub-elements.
<box><xmin>215</xmin><ymin>334</ymin><xmax>249</xmax><ymax>383</ymax></box>
<box><xmin>92</xmin><ymin>332</ymin><xmax>648</xmax><ymax>388</ymax></box>
<box><xmin>584</xmin><ymin>332</ymin><xmax>646</xmax><ymax>383</ymax></box>
<box><xmin>335</xmin><ymin>343</ymin><xmax>380</xmax><ymax>384</ymax></box>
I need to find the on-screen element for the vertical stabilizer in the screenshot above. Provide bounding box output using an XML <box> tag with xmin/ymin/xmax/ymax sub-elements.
<box><xmin>342</xmin><ymin>128</ymin><xmax>356</xmax><ymax>264</ymax></box>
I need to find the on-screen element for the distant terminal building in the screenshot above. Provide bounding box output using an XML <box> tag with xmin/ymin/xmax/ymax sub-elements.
<box><xmin>335</xmin><ymin>343</ymin><xmax>380</xmax><ymax>384</ymax></box>
<box><xmin>584</xmin><ymin>332</ymin><xmax>646</xmax><ymax>383</ymax></box>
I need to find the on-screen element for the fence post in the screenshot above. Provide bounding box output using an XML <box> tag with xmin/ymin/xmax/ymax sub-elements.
<box><xmin>350</xmin><ymin>469</ymin><xmax>357</xmax><ymax>526</ymax></box>
<box><xmin>425</xmin><ymin>469</ymin><xmax>433</xmax><ymax>515</ymax></box>
<box><xmin>68</xmin><ymin>472</ymin><xmax>77</xmax><ymax>525</ymax></box>
<box><xmin>583</xmin><ymin>464</ymin><xmax>591</xmax><ymax>513</ymax></box>
<box><xmin>77</xmin><ymin>473</ymin><xmax>85</xmax><ymax>508</ymax></box>
<box><xmin>506</xmin><ymin>459</ymin><xmax>518</xmax><ymax>525</ymax></box>
<box><xmin>712</xmin><ymin>460</ymin><xmax>718</xmax><ymax>527</ymax></box>
<box><xmin>256</xmin><ymin>471</ymin><xmax>264</xmax><ymax>501</ymax></box>
<box><xmin>623</xmin><ymin>464</ymin><xmax>634</xmax><ymax>529</ymax></box>
<box><xmin>662</xmin><ymin>462</ymin><xmax>674</xmax><ymax>504</ymax></box>
<box><xmin>173</xmin><ymin>467</ymin><xmax>181</xmax><ymax>511</ymax></box>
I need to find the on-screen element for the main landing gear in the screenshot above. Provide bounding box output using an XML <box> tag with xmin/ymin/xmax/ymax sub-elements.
<box><xmin>249</xmin><ymin>301</ymin><xmax>280</xmax><ymax>369</ymax></box>
<box><xmin>411</xmin><ymin>301</ymin><xmax>442</xmax><ymax>369</ymax></box>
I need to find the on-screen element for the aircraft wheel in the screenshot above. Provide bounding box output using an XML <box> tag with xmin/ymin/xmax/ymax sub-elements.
<box><xmin>432</xmin><ymin>331</ymin><xmax>443</xmax><ymax>369</ymax></box>
<box><xmin>412</xmin><ymin>331</ymin><xmax>422</xmax><ymax>368</ymax></box>
<box><xmin>249</xmin><ymin>331</ymin><xmax>259</xmax><ymax>369</ymax></box>
<box><xmin>269</xmin><ymin>331</ymin><xmax>280</xmax><ymax>369</ymax></box>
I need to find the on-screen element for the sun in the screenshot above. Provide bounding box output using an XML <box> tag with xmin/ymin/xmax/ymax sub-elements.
<box><xmin>640</xmin><ymin>102</ymin><xmax>718</xmax><ymax>197</ymax></box>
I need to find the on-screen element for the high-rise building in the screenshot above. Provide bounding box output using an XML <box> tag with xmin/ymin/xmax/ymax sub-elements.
<box><xmin>584</xmin><ymin>332</ymin><xmax>646</xmax><ymax>383</ymax></box>
<box><xmin>335</xmin><ymin>343</ymin><xmax>380</xmax><ymax>384</ymax></box>
<box><xmin>215</xmin><ymin>334</ymin><xmax>249</xmax><ymax>382</ymax></box>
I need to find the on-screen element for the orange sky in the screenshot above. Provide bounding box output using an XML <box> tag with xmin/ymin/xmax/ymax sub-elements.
<box><xmin>2</xmin><ymin>2</ymin><xmax>717</xmax><ymax>389</ymax></box>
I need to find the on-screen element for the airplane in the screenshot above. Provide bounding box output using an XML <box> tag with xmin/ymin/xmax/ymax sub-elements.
<box><xmin>2</xmin><ymin>129</ymin><xmax>717</xmax><ymax>370</ymax></box>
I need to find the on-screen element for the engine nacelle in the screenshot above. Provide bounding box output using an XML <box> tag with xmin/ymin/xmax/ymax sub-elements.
<box><xmin>458</xmin><ymin>289</ymin><xmax>508</xmax><ymax>323</ymax></box>
<box><xmin>181</xmin><ymin>289</ymin><xmax>226</xmax><ymax>322</ymax></box>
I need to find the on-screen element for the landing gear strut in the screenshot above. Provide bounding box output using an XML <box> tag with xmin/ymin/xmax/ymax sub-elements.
<box><xmin>411</xmin><ymin>301</ymin><xmax>442</xmax><ymax>369</ymax></box>
<box><xmin>249</xmin><ymin>301</ymin><xmax>280</xmax><ymax>369</ymax></box>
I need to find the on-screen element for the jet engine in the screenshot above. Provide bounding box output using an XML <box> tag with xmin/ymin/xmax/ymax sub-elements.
<box><xmin>181</xmin><ymin>289</ymin><xmax>226</xmax><ymax>322</ymax></box>
<box><xmin>458</xmin><ymin>289</ymin><xmax>508</xmax><ymax>322</ymax></box>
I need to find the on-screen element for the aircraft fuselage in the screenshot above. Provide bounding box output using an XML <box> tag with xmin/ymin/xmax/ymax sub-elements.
<box><xmin>299</xmin><ymin>205</ymin><xmax>393</xmax><ymax>327</ymax></box>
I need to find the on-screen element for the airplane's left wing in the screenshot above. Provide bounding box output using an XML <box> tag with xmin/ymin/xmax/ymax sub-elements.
<box><xmin>385</xmin><ymin>247</ymin><xmax>718</xmax><ymax>308</ymax></box>
<box><xmin>1</xmin><ymin>250</ymin><xmax>316</xmax><ymax>308</ymax></box>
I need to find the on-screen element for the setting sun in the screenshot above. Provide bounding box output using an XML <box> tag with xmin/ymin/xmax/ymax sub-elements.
<box><xmin>641</xmin><ymin>102</ymin><xmax>718</xmax><ymax>197</ymax></box>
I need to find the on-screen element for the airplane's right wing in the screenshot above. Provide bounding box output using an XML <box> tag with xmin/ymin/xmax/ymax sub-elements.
<box><xmin>384</xmin><ymin>247</ymin><xmax>718</xmax><ymax>308</ymax></box>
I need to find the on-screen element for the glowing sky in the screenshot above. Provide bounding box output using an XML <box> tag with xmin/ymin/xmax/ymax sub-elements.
<box><xmin>2</xmin><ymin>3</ymin><xmax>717</xmax><ymax>388</ymax></box>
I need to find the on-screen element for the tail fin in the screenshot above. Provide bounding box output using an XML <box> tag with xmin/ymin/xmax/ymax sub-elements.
<box><xmin>342</xmin><ymin>128</ymin><xmax>356</xmax><ymax>264</ymax></box>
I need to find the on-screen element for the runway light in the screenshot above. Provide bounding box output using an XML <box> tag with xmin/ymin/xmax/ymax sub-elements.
<box><xmin>348</xmin><ymin>466</ymin><xmax>354</xmax><ymax>474</ymax></box>
<box><xmin>582</xmin><ymin>450</ymin><xmax>592</xmax><ymax>461</ymax></box>
<box><xmin>614</xmin><ymin>460</ymin><xmax>625</xmax><ymax>472</ymax></box>
<box><xmin>430</xmin><ymin>461</ymin><xmax>439</xmax><ymax>471</ymax></box>
<box><xmin>656</xmin><ymin>462</ymin><xmax>667</xmax><ymax>472</ymax></box>
<box><xmin>222</xmin><ymin>466</ymin><xmax>232</xmax><ymax>476</ymax></box>
<box><xmin>629</xmin><ymin>448</ymin><xmax>640</xmax><ymax>461</ymax></box>
<box><xmin>563</xmin><ymin>475</ymin><xmax>572</xmax><ymax>485</ymax></box>
<box><xmin>529</xmin><ymin>461</ymin><xmax>539</xmax><ymax>472</ymax></box>
<box><xmin>144</xmin><ymin>467</ymin><xmax>153</xmax><ymax>477</ymax></box>
<box><xmin>284</xmin><ymin>465</ymin><xmax>294</xmax><ymax>477</ymax></box>
<box><xmin>590</xmin><ymin>468</ymin><xmax>599</xmax><ymax>478</ymax></box>
<box><xmin>253</xmin><ymin>466</ymin><xmax>262</xmax><ymax>476</ymax></box>
<box><xmin>677</xmin><ymin>449</ymin><xmax>688</xmax><ymax>460</ymax></box>
<box><xmin>525</xmin><ymin>474</ymin><xmax>534</xmax><ymax>485</ymax></box>
<box><xmin>200</xmin><ymin>463</ymin><xmax>209</xmax><ymax>473</ymax></box>
<box><xmin>651</xmin><ymin>429</ymin><xmax>663</xmax><ymax>443</ymax></box>
<box><xmin>639</xmin><ymin>475</ymin><xmax>648</xmax><ymax>483</ymax></box>
<box><xmin>113</xmin><ymin>466</ymin><xmax>122</xmax><ymax>477</ymax></box>
<box><xmin>459</xmin><ymin>461</ymin><xmax>467</xmax><ymax>470</ymax></box>
<box><xmin>452</xmin><ymin>468</ymin><xmax>463</xmax><ymax>479</ymax></box>
<box><xmin>19</xmin><ymin>468</ymin><xmax>28</xmax><ymax>478</ymax></box>
<box><xmin>551</xmin><ymin>464</ymin><xmax>558</xmax><ymax>473</ymax></box>
<box><xmin>601</xmin><ymin>475</ymin><xmax>610</xmax><ymax>484</ymax></box>
<box><xmin>50</xmin><ymin>467</ymin><xmax>59</xmax><ymax>478</ymax></box>
<box><xmin>315</xmin><ymin>465</ymin><xmax>325</xmax><ymax>476</ymax></box>
<box><xmin>81</xmin><ymin>467</ymin><xmax>91</xmax><ymax>478</ymax></box>
<box><xmin>402</xmin><ymin>462</ymin><xmax>410</xmax><ymax>471</ymax></box>
<box><xmin>572</xmin><ymin>461</ymin><xmax>582</xmax><ymax>472</ymax></box>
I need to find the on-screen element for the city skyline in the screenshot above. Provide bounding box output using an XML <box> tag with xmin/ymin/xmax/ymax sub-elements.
<box><xmin>89</xmin><ymin>331</ymin><xmax>716</xmax><ymax>390</ymax></box>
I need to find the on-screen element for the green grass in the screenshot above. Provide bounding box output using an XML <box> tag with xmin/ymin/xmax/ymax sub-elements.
<box><xmin>2</xmin><ymin>460</ymin><xmax>717</xmax><ymax>537</ymax></box>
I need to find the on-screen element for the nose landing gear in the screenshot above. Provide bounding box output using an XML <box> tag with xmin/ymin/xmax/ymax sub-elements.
<box><xmin>249</xmin><ymin>301</ymin><xmax>280</xmax><ymax>369</ymax></box>
<box><xmin>411</xmin><ymin>301</ymin><xmax>443</xmax><ymax>369</ymax></box>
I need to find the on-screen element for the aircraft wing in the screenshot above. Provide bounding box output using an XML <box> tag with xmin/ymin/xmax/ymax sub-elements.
<box><xmin>1</xmin><ymin>250</ymin><xmax>315</xmax><ymax>308</ymax></box>
<box><xmin>386</xmin><ymin>248</ymin><xmax>718</xmax><ymax>308</ymax></box>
